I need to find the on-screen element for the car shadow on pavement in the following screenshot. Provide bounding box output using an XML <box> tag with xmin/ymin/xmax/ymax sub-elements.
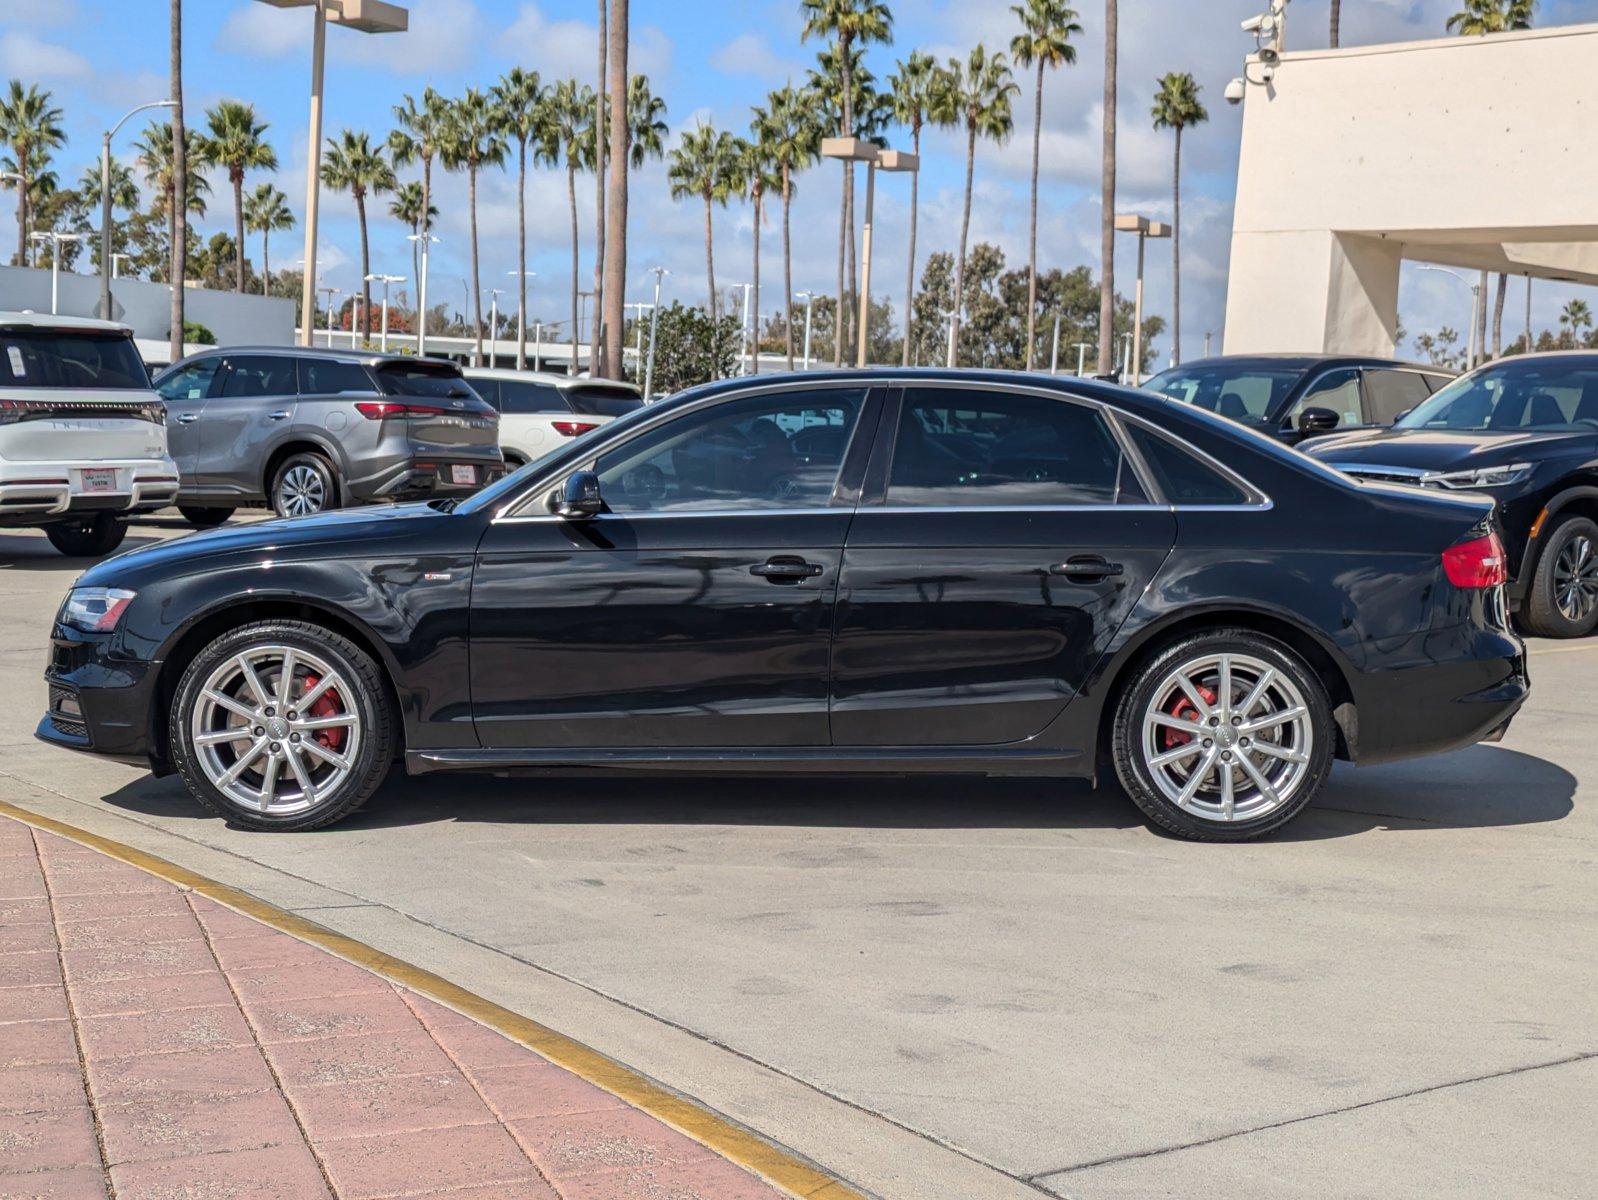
<box><xmin>96</xmin><ymin>744</ymin><xmax>1573</xmax><ymax>841</ymax></box>
<box><xmin>0</xmin><ymin>531</ymin><xmax>164</xmax><ymax>570</ymax></box>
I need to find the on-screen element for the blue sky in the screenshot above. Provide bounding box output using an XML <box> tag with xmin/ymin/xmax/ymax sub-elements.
<box><xmin>3</xmin><ymin>0</ymin><xmax>1598</xmax><ymax>362</ymax></box>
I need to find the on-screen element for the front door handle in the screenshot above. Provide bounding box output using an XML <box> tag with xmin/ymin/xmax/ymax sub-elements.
<box><xmin>750</xmin><ymin>556</ymin><xmax>824</xmax><ymax>583</ymax></box>
<box><xmin>1049</xmin><ymin>555</ymin><xmax>1124</xmax><ymax>582</ymax></box>
<box><xmin>175</xmin><ymin>412</ymin><xmax>199</xmax><ymax>424</ymax></box>
<box><xmin>267</xmin><ymin>410</ymin><xmax>291</xmax><ymax>421</ymax></box>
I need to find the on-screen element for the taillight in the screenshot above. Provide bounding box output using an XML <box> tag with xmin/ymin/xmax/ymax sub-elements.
<box><xmin>355</xmin><ymin>400</ymin><xmax>449</xmax><ymax>420</ymax></box>
<box><xmin>552</xmin><ymin>420</ymin><xmax>600</xmax><ymax>437</ymax></box>
<box><xmin>1442</xmin><ymin>532</ymin><xmax>1507</xmax><ymax>589</ymax></box>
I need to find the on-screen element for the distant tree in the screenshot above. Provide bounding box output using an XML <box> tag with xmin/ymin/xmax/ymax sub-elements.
<box><xmin>197</xmin><ymin>99</ymin><xmax>278</xmax><ymax>292</ymax></box>
<box><xmin>667</xmin><ymin>122</ymin><xmax>744</xmax><ymax>322</ymax></box>
<box><xmin>440</xmin><ymin>89</ymin><xmax>507</xmax><ymax>362</ymax></box>
<box><xmin>0</xmin><ymin>80</ymin><xmax>66</xmax><ymax>266</ymax></box>
<box><xmin>758</xmin><ymin>84</ymin><xmax>822</xmax><ymax>368</ymax></box>
<box><xmin>1151</xmin><ymin>71</ymin><xmax>1208</xmax><ymax>367</ymax></box>
<box><xmin>243</xmin><ymin>183</ymin><xmax>293</xmax><ymax>297</ymax></box>
<box><xmin>491</xmin><ymin>67</ymin><xmax>549</xmax><ymax>370</ymax></box>
<box><xmin>323</xmin><ymin>129</ymin><xmax>395</xmax><ymax>337</ymax></box>
<box><xmin>645</xmin><ymin>301</ymin><xmax>743</xmax><ymax>391</ymax></box>
<box><xmin>889</xmin><ymin>51</ymin><xmax>938</xmax><ymax>367</ymax></box>
<box><xmin>545</xmin><ymin>78</ymin><xmax>596</xmax><ymax>357</ymax></box>
<box><xmin>1446</xmin><ymin>0</ymin><xmax>1534</xmax><ymax>34</ymax></box>
<box><xmin>1330</xmin><ymin>0</ymin><xmax>1341</xmax><ymax>47</ymax></box>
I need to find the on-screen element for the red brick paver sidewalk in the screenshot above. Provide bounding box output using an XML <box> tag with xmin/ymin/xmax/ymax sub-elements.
<box><xmin>0</xmin><ymin>815</ymin><xmax>788</xmax><ymax>1200</ymax></box>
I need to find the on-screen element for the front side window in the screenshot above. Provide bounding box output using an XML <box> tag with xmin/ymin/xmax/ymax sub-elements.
<box><xmin>218</xmin><ymin>355</ymin><xmax>296</xmax><ymax>399</ymax></box>
<box><xmin>595</xmin><ymin>388</ymin><xmax>867</xmax><ymax>513</ymax></box>
<box><xmin>299</xmin><ymin>358</ymin><xmax>375</xmax><ymax>395</ymax></box>
<box><xmin>1363</xmin><ymin>370</ymin><xmax>1433</xmax><ymax>424</ymax></box>
<box><xmin>886</xmin><ymin>388</ymin><xmax>1139</xmax><ymax>507</ymax></box>
<box><xmin>155</xmin><ymin>358</ymin><xmax>220</xmax><ymax>402</ymax></box>
<box><xmin>0</xmin><ymin>330</ymin><xmax>150</xmax><ymax>390</ymax></box>
<box><xmin>1285</xmin><ymin>368</ymin><xmax>1364</xmax><ymax>430</ymax></box>
<box><xmin>1400</xmin><ymin>362</ymin><xmax>1598</xmax><ymax>432</ymax></box>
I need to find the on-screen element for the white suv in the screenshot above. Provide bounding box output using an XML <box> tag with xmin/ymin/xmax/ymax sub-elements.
<box><xmin>0</xmin><ymin>314</ymin><xmax>178</xmax><ymax>556</ymax></box>
<box><xmin>463</xmin><ymin>369</ymin><xmax>643</xmax><ymax>467</ymax></box>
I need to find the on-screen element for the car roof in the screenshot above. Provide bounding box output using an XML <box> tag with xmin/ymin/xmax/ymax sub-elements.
<box><xmin>161</xmin><ymin>345</ymin><xmax>466</xmax><ymax>371</ymax></box>
<box><xmin>0</xmin><ymin>311</ymin><xmax>134</xmax><ymax>335</ymax></box>
<box><xmin>1157</xmin><ymin>353</ymin><xmax>1448</xmax><ymax>374</ymax></box>
<box><xmin>464</xmin><ymin>367</ymin><xmax>641</xmax><ymax>393</ymax></box>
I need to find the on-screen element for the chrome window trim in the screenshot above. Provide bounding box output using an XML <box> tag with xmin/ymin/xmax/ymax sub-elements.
<box><xmin>1110</xmin><ymin>409</ymin><xmax>1273</xmax><ymax>510</ymax></box>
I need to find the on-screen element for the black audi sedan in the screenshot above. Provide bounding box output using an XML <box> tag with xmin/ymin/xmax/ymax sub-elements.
<box><xmin>1145</xmin><ymin>355</ymin><xmax>1453</xmax><ymax>445</ymax></box>
<box><xmin>39</xmin><ymin>370</ymin><xmax>1526</xmax><ymax>842</ymax></box>
<box><xmin>1311</xmin><ymin>352</ymin><xmax>1598</xmax><ymax>639</ymax></box>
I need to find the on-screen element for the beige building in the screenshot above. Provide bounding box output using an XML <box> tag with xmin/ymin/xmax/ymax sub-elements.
<box><xmin>1223</xmin><ymin>23</ymin><xmax>1598</xmax><ymax>356</ymax></box>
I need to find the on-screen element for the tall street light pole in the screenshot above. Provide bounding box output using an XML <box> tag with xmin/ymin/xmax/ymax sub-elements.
<box><xmin>406</xmin><ymin>232</ymin><xmax>437</xmax><ymax>356</ymax></box>
<box><xmin>1419</xmin><ymin>264</ymin><xmax>1481</xmax><ymax>368</ymax></box>
<box><xmin>260</xmin><ymin>0</ymin><xmax>409</xmax><ymax>348</ymax></box>
<box><xmin>30</xmin><ymin>232</ymin><xmax>88</xmax><ymax>314</ymax></box>
<box><xmin>821</xmin><ymin>138</ymin><xmax>918</xmax><ymax>369</ymax></box>
<box><xmin>484</xmin><ymin>288</ymin><xmax>504</xmax><ymax>369</ymax></box>
<box><xmin>1114</xmin><ymin>214</ymin><xmax>1170</xmax><ymax>383</ymax></box>
<box><xmin>318</xmin><ymin>285</ymin><xmax>341</xmax><ymax>347</ymax></box>
<box><xmin>643</xmin><ymin>266</ymin><xmax>667</xmax><ymax>400</ymax></box>
<box><xmin>1049</xmin><ymin>314</ymin><xmax>1062</xmax><ymax>375</ymax></box>
<box><xmin>508</xmin><ymin>269</ymin><xmax>535</xmax><ymax>370</ymax></box>
<box><xmin>366</xmin><ymin>273</ymin><xmax>403</xmax><ymax>354</ymax></box>
<box><xmin>796</xmin><ymin>291</ymin><xmax>815</xmax><ymax>370</ymax></box>
<box><xmin>100</xmin><ymin>99</ymin><xmax>175</xmax><ymax>321</ymax></box>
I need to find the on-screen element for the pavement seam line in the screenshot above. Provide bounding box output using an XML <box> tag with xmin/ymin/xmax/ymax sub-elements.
<box><xmin>32</xmin><ymin>825</ymin><xmax>119</xmax><ymax>1199</ymax></box>
<box><xmin>1026</xmin><ymin>1048</ymin><xmax>1598</xmax><ymax>1181</ymax></box>
<box><xmin>184</xmin><ymin>888</ymin><xmax>344</xmax><ymax>1199</ymax></box>
<box><xmin>0</xmin><ymin>798</ymin><xmax>867</xmax><ymax>1200</ymax></box>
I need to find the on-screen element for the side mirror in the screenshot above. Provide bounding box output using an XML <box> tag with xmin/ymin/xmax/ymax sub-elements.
<box><xmin>551</xmin><ymin>470</ymin><xmax>604</xmax><ymax>520</ymax></box>
<box><xmin>1296</xmin><ymin>406</ymin><xmax>1341</xmax><ymax>437</ymax></box>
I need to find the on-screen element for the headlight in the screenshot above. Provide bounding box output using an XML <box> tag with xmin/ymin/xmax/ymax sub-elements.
<box><xmin>60</xmin><ymin>587</ymin><xmax>136</xmax><ymax>633</ymax></box>
<box><xmin>1422</xmin><ymin>462</ymin><xmax>1533</xmax><ymax>490</ymax></box>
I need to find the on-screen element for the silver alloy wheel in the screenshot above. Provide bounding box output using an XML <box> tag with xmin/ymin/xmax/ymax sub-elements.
<box><xmin>1553</xmin><ymin>534</ymin><xmax>1598</xmax><ymax>622</ymax></box>
<box><xmin>190</xmin><ymin>645</ymin><xmax>360</xmax><ymax>816</ymax></box>
<box><xmin>1140</xmin><ymin>652</ymin><xmax>1313</xmax><ymax>823</ymax></box>
<box><xmin>277</xmin><ymin>464</ymin><xmax>326</xmax><ymax>517</ymax></box>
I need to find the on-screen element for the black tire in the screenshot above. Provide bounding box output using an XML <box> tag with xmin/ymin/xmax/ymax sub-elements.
<box><xmin>179</xmin><ymin>505</ymin><xmax>235</xmax><ymax>529</ymax></box>
<box><xmin>44</xmin><ymin>513</ymin><xmax>128</xmax><ymax>557</ymax></box>
<box><xmin>1112</xmin><ymin>629</ymin><xmax>1336</xmax><ymax>842</ymax></box>
<box><xmin>1521</xmin><ymin>515</ymin><xmax>1598</xmax><ymax>639</ymax></box>
<box><xmin>169</xmin><ymin>619</ymin><xmax>396</xmax><ymax>832</ymax></box>
<box><xmin>270</xmin><ymin>452</ymin><xmax>339</xmax><ymax>519</ymax></box>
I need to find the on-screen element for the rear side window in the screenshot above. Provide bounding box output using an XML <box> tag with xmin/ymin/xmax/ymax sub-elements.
<box><xmin>219</xmin><ymin>356</ymin><xmax>296</xmax><ymax>398</ymax></box>
<box><xmin>1127</xmin><ymin>425</ymin><xmax>1248</xmax><ymax>505</ymax></box>
<box><xmin>156</xmin><ymin>358</ymin><xmax>220</xmax><ymax>401</ymax></box>
<box><xmin>0</xmin><ymin>330</ymin><xmax>149</xmax><ymax>389</ymax></box>
<box><xmin>374</xmin><ymin>362</ymin><xmax>474</xmax><ymax>399</ymax></box>
<box><xmin>496</xmin><ymin>380</ymin><xmax>569</xmax><ymax>415</ymax></box>
<box><xmin>1364</xmin><ymin>369</ymin><xmax>1433</xmax><ymax>424</ymax></box>
<box><xmin>299</xmin><ymin>358</ymin><xmax>374</xmax><ymax>395</ymax></box>
<box><xmin>565</xmin><ymin>384</ymin><xmax>643</xmax><ymax>418</ymax></box>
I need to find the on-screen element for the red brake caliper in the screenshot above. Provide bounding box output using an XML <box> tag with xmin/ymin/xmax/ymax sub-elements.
<box><xmin>300</xmin><ymin>673</ymin><xmax>346</xmax><ymax>753</ymax></box>
<box><xmin>1163</xmin><ymin>685</ymin><xmax>1217</xmax><ymax>750</ymax></box>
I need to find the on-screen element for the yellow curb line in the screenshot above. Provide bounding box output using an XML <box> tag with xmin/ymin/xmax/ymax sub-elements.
<box><xmin>0</xmin><ymin>798</ymin><xmax>864</xmax><ymax>1200</ymax></box>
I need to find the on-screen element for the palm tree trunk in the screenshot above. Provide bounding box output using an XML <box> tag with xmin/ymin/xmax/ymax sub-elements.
<box><xmin>12</xmin><ymin>163</ymin><xmax>24</xmax><ymax>266</ymax></box>
<box><xmin>262</xmin><ymin>230</ymin><xmax>270</xmax><ymax>296</ymax></box>
<box><xmin>1492</xmin><ymin>272</ymin><xmax>1508</xmax><ymax>358</ymax></box>
<box><xmin>902</xmin><ymin>123</ymin><xmax>920</xmax><ymax>368</ymax></box>
<box><xmin>1026</xmin><ymin>61</ymin><xmax>1044</xmax><ymax>371</ymax></box>
<box><xmin>411</xmin><ymin>226</ymin><xmax>420</xmax><ymax>330</ymax></box>
<box><xmin>703</xmin><ymin>191</ymin><xmax>717</xmax><ymax>324</ymax></box>
<box><xmin>1171</xmin><ymin>126</ymin><xmax>1182</xmax><ymax>367</ymax></box>
<box><xmin>950</xmin><ymin>124</ymin><xmax>976</xmax><ymax>364</ymax></box>
<box><xmin>356</xmin><ymin>191</ymin><xmax>371</xmax><ymax>337</ymax></box>
<box><xmin>170</xmin><ymin>0</ymin><xmax>185</xmax><ymax>361</ymax></box>
<box><xmin>592</xmin><ymin>0</ymin><xmax>607</xmax><ymax>377</ymax></box>
<box><xmin>602</xmin><ymin>0</ymin><xmax>629</xmax><ymax>380</ymax></box>
<box><xmin>1098</xmin><ymin>0</ymin><xmax>1118</xmax><ymax>374</ymax></box>
<box><xmin>835</xmin><ymin>38</ymin><xmax>853</xmax><ymax>366</ymax></box>
<box><xmin>1330</xmin><ymin>0</ymin><xmax>1341</xmax><ymax>48</ymax></box>
<box><xmin>469</xmin><ymin>164</ymin><xmax>482</xmax><ymax>364</ymax></box>
<box><xmin>516</xmin><ymin>138</ymin><xmax>527</xmax><ymax>370</ymax></box>
<box><xmin>233</xmin><ymin>175</ymin><xmax>245</xmax><ymax>293</ymax></box>
<box><xmin>567</xmin><ymin>161</ymin><xmax>579</xmax><ymax>372</ymax></box>
<box><xmin>782</xmin><ymin>168</ymin><xmax>795</xmax><ymax>370</ymax></box>
<box><xmin>751</xmin><ymin>189</ymin><xmax>762</xmax><ymax>376</ymax></box>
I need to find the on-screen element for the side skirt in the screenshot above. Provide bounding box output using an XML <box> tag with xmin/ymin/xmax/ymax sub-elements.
<box><xmin>404</xmin><ymin>745</ymin><xmax>1086</xmax><ymax>778</ymax></box>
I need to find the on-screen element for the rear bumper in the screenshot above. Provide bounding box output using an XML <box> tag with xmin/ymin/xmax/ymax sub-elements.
<box><xmin>0</xmin><ymin>458</ymin><xmax>179</xmax><ymax>527</ymax></box>
<box><xmin>358</xmin><ymin>455</ymin><xmax>507</xmax><ymax>502</ymax></box>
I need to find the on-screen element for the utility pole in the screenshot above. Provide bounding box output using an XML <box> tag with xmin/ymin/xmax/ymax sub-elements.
<box><xmin>944</xmin><ymin>309</ymin><xmax>958</xmax><ymax>368</ymax></box>
<box><xmin>100</xmin><ymin>100</ymin><xmax>175</xmax><ymax>320</ymax></box>
<box><xmin>735</xmin><ymin>283</ymin><xmax>754</xmax><ymax>375</ymax></box>
<box><xmin>365</xmin><ymin>273</ymin><xmax>403</xmax><ymax>354</ymax></box>
<box><xmin>30</xmin><ymin>232</ymin><xmax>87</xmax><ymax>314</ymax></box>
<box><xmin>796</xmin><ymin>291</ymin><xmax>816</xmax><ymax>370</ymax></box>
<box><xmin>407</xmin><ymin>233</ymin><xmax>437</xmax><ymax>356</ymax></box>
<box><xmin>1049</xmin><ymin>314</ymin><xmax>1062</xmax><ymax>375</ymax></box>
<box><xmin>1074</xmin><ymin>342</ymin><xmax>1092</xmax><ymax>377</ymax></box>
<box><xmin>317</xmin><ymin>285</ymin><xmax>340</xmax><ymax>347</ymax></box>
<box><xmin>508</xmin><ymin>269</ymin><xmax>535</xmax><ymax>370</ymax></box>
<box><xmin>484</xmin><ymin>288</ymin><xmax>504</xmax><ymax>369</ymax></box>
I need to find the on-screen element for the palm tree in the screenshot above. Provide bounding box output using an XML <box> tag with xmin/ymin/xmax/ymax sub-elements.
<box><xmin>888</xmin><ymin>53</ymin><xmax>936</xmax><ymax>368</ymax></box>
<box><xmin>133</xmin><ymin>121</ymin><xmax>210</xmax><ymax>280</ymax></box>
<box><xmin>594</xmin><ymin>0</ymin><xmax>609</xmax><ymax>377</ymax></box>
<box><xmin>440</xmin><ymin>90</ymin><xmax>508</xmax><ymax>364</ymax></box>
<box><xmin>491</xmin><ymin>67</ymin><xmax>549</xmax><ymax>370</ymax></box>
<box><xmin>1151</xmin><ymin>72</ymin><xmax>1207</xmax><ymax>368</ymax></box>
<box><xmin>0</xmin><ymin>80</ymin><xmax>66</xmax><ymax>266</ymax></box>
<box><xmin>761</xmin><ymin>85</ymin><xmax>823</xmax><ymax>368</ymax></box>
<box><xmin>545</xmin><ymin>78</ymin><xmax>596</xmax><ymax>369</ymax></box>
<box><xmin>322</xmin><ymin>130</ymin><xmax>395</xmax><ymax>338</ymax></box>
<box><xmin>931</xmin><ymin>45</ymin><xmax>1018</xmax><ymax>363</ymax></box>
<box><xmin>389</xmin><ymin>89</ymin><xmax>451</xmax><ymax>289</ymax></box>
<box><xmin>801</xmin><ymin>0</ymin><xmax>894</xmax><ymax>366</ymax></box>
<box><xmin>243</xmin><ymin>183</ymin><xmax>293</xmax><ymax>296</ymax></box>
<box><xmin>668</xmin><ymin>122</ymin><xmax>743</xmax><ymax>322</ymax></box>
<box><xmin>1099</xmin><ymin>0</ymin><xmax>1118</xmax><ymax>374</ymax></box>
<box><xmin>1559</xmin><ymin>299</ymin><xmax>1591</xmax><ymax>347</ymax></box>
<box><xmin>743</xmin><ymin>119</ymin><xmax>783</xmax><ymax>375</ymax></box>
<box><xmin>1330</xmin><ymin>0</ymin><xmax>1341</xmax><ymax>47</ymax></box>
<box><xmin>601</xmin><ymin>0</ymin><xmax>631</xmax><ymax>380</ymax></box>
<box><xmin>627</xmin><ymin>76</ymin><xmax>669</xmax><ymax>167</ymax></box>
<box><xmin>388</xmin><ymin>180</ymin><xmax>436</xmax><ymax>312</ymax></box>
<box><xmin>198</xmin><ymin>100</ymin><xmax>277</xmax><ymax>292</ymax></box>
<box><xmin>1447</xmin><ymin>0</ymin><xmax>1535</xmax><ymax>34</ymax></box>
<box><xmin>78</xmin><ymin>157</ymin><xmax>138</xmax><ymax>215</ymax></box>
<box><xmin>170</xmin><ymin>0</ymin><xmax>185</xmax><ymax>360</ymax></box>
<box><xmin>1010</xmin><ymin>1</ymin><xmax>1080</xmax><ymax>370</ymax></box>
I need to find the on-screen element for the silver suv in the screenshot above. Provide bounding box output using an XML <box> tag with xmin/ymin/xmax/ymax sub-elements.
<box><xmin>152</xmin><ymin>347</ymin><xmax>504</xmax><ymax>524</ymax></box>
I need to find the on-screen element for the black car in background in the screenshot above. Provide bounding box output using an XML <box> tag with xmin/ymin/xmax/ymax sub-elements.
<box><xmin>1145</xmin><ymin>355</ymin><xmax>1454</xmax><ymax>445</ymax></box>
<box><xmin>1311</xmin><ymin>353</ymin><xmax>1598</xmax><ymax>639</ymax></box>
<box><xmin>38</xmin><ymin>370</ymin><xmax>1525</xmax><ymax>843</ymax></box>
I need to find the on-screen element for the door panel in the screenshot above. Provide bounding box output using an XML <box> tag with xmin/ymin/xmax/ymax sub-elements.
<box><xmin>154</xmin><ymin>358</ymin><xmax>221</xmax><ymax>488</ymax></box>
<box><xmin>196</xmin><ymin>355</ymin><xmax>298</xmax><ymax>496</ymax></box>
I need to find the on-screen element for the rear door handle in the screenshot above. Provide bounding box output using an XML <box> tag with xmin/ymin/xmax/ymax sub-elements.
<box><xmin>750</xmin><ymin>556</ymin><xmax>824</xmax><ymax>583</ymax></box>
<box><xmin>267</xmin><ymin>410</ymin><xmax>291</xmax><ymax>421</ymax></box>
<box><xmin>175</xmin><ymin>413</ymin><xmax>199</xmax><ymax>424</ymax></box>
<box><xmin>1049</xmin><ymin>556</ymin><xmax>1124</xmax><ymax>581</ymax></box>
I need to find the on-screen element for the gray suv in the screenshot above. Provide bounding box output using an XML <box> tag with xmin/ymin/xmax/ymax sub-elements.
<box><xmin>152</xmin><ymin>347</ymin><xmax>504</xmax><ymax>524</ymax></box>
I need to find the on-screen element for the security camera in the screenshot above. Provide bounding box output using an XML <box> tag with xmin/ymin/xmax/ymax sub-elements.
<box><xmin>1225</xmin><ymin>77</ymin><xmax>1246</xmax><ymax>105</ymax></box>
<box><xmin>1241</xmin><ymin>13</ymin><xmax>1264</xmax><ymax>32</ymax></box>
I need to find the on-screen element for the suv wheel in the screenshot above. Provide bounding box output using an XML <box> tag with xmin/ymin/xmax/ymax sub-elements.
<box><xmin>1113</xmin><ymin>630</ymin><xmax>1335</xmax><ymax>842</ymax></box>
<box><xmin>178</xmin><ymin>506</ymin><xmax>235</xmax><ymax>529</ymax></box>
<box><xmin>271</xmin><ymin>453</ymin><xmax>338</xmax><ymax>519</ymax></box>
<box><xmin>1522</xmin><ymin>515</ymin><xmax>1598</xmax><ymax>639</ymax></box>
<box><xmin>169</xmin><ymin>620</ymin><xmax>395</xmax><ymax>831</ymax></box>
<box><xmin>44</xmin><ymin>514</ymin><xmax>128</xmax><ymax>558</ymax></box>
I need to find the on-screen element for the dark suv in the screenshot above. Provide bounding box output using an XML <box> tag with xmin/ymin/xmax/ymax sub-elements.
<box><xmin>1311</xmin><ymin>353</ymin><xmax>1598</xmax><ymax>638</ymax></box>
<box><xmin>1145</xmin><ymin>355</ymin><xmax>1454</xmax><ymax>445</ymax></box>
<box><xmin>152</xmin><ymin>347</ymin><xmax>504</xmax><ymax>524</ymax></box>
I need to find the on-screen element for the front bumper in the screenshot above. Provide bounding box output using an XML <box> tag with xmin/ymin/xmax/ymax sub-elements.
<box><xmin>0</xmin><ymin>458</ymin><xmax>180</xmax><ymax>528</ymax></box>
<box><xmin>37</xmin><ymin>623</ymin><xmax>163</xmax><ymax>769</ymax></box>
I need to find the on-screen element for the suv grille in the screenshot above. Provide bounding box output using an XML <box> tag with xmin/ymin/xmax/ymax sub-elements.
<box><xmin>1337</xmin><ymin>464</ymin><xmax>1436</xmax><ymax>488</ymax></box>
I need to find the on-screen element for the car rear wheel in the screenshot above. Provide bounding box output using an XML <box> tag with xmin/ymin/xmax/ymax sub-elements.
<box><xmin>178</xmin><ymin>506</ymin><xmax>235</xmax><ymax>529</ymax></box>
<box><xmin>271</xmin><ymin>453</ymin><xmax>339</xmax><ymax>519</ymax></box>
<box><xmin>1522</xmin><ymin>515</ymin><xmax>1598</xmax><ymax>639</ymax></box>
<box><xmin>1113</xmin><ymin>631</ymin><xmax>1335</xmax><ymax>842</ymax></box>
<box><xmin>170</xmin><ymin>620</ymin><xmax>395</xmax><ymax>831</ymax></box>
<box><xmin>44</xmin><ymin>513</ymin><xmax>128</xmax><ymax>558</ymax></box>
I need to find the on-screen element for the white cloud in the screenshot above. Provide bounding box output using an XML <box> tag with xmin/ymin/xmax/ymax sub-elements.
<box><xmin>0</xmin><ymin>0</ymin><xmax>79</xmax><ymax>25</ymax></box>
<box><xmin>214</xmin><ymin>0</ymin><xmax>487</xmax><ymax>75</ymax></box>
<box><xmin>500</xmin><ymin>3</ymin><xmax>673</xmax><ymax>81</ymax></box>
<box><xmin>710</xmin><ymin>33</ymin><xmax>806</xmax><ymax>84</ymax></box>
<box><xmin>0</xmin><ymin>31</ymin><xmax>91</xmax><ymax>80</ymax></box>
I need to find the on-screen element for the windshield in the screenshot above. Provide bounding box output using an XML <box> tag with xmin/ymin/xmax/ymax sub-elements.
<box><xmin>373</xmin><ymin>362</ymin><xmax>476</xmax><ymax>400</ymax></box>
<box><xmin>1398</xmin><ymin>361</ymin><xmax>1598</xmax><ymax>432</ymax></box>
<box><xmin>0</xmin><ymin>329</ymin><xmax>149</xmax><ymax>390</ymax></box>
<box><xmin>1143</xmin><ymin>364</ymin><xmax>1303</xmax><ymax>423</ymax></box>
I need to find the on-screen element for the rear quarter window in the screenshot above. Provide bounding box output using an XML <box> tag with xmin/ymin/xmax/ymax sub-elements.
<box><xmin>1128</xmin><ymin>424</ymin><xmax>1249</xmax><ymax>505</ymax></box>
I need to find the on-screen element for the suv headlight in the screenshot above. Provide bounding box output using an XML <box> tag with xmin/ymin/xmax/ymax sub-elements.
<box><xmin>1422</xmin><ymin>462</ymin><xmax>1533</xmax><ymax>490</ymax></box>
<box><xmin>60</xmin><ymin>587</ymin><xmax>136</xmax><ymax>633</ymax></box>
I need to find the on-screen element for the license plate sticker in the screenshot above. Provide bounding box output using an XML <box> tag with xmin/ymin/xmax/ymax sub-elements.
<box><xmin>77</xmin><ymin>468</ymin><xmax>117</xmax><ymax>494</ymax></box>
<box><xmin>450</xmin><ymin>465</ymin><xmax>475</xmax><ymax>485</ymax></box>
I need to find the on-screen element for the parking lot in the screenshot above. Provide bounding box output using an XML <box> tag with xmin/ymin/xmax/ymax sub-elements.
<box><xmin>4</xmin><ymin>516</ymin><xmax>1596</xmax><ymax>1199</ymax></box>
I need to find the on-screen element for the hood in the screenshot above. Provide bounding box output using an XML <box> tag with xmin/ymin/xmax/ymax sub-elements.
<box><xmin>1307</xmin><ymin>426</ymin><xmax>1596</xmax><ymax>471</ymax></box>
<box><xmin>77</xmin><ymin>502</ymin><xmax>455</xmax><ymax>588</ymax></box>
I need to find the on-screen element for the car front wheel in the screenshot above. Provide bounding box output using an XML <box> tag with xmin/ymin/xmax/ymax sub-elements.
<box><xmin>1113</xmin><ymin>631</ymin><xmax>1335</xmax><ymax>842</ymax></box>
<box><xmin>170</xmin><ymin>620</ymin><xmax>395</xmax><ymax>831</ymax></box>
<box><xmin>1522</xmin><ymin>515</ymin><xmax>1598</xmax><ymax>639</ymax></box>
<box><xmin>44</xmin><ymin>514</ymin><xmax>128</xmax><ymax>558</ymax></box>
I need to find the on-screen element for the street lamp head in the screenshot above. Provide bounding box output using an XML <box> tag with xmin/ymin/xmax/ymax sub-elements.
<box><xmin>821</xmin><ymin>137</ymin><xmax>880</xmax><ymax>164</ymax></box>
<box><xmin>1147</xmin><ymin>221</ymin><xmax>1172</xmax><ymax>240</ymax></box>
<box><xmin>256</xmin><ymin>0</ymin><xmax>409</xmax><ymax>34</ymax></box>
<box><xmin>877</xmin><ymin>149</ymin><xmax>919</xmax><ymax>173</ymax></box>
<box><xmin>1114</xmin><ymin>214</ymin><xmax>1151</xmax><ymax>234</ymax></box>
